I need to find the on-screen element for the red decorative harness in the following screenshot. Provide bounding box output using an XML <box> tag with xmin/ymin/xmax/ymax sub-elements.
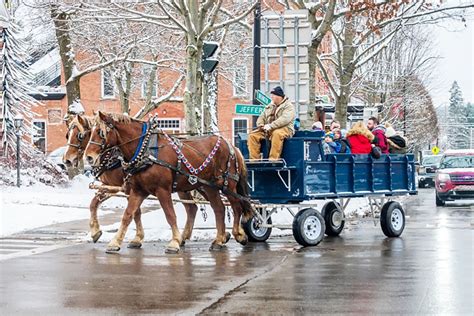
<box><xmin>164</xmin><ymin>133</ymin><xmax>222</xmax><ymax>175</ymax></box>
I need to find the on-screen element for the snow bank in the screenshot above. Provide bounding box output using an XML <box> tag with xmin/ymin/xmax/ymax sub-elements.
<box><xmin>1</xmin><ymin>174</ymin><xmax>136</xmax><ymax>237</ymax></box>
<box><xmin>0</xmin><ymin>156</ymin><xmax>68</xmax><ymax>187</ymax></box>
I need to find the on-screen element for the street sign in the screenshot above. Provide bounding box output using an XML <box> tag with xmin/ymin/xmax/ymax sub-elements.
<box><xmin>235</xmin><ymin>104</ymin><xmax>265</xmax><ymax>116</ymax></box>
<box><xmin>431</xmin><ymin>146</ymin><xmax>440</xmax><ymax>155</ymax></box>
<box><xmin>255</xmin><ymin>90</ymin><xmax>272</xmax><ymax>105</ymax></box>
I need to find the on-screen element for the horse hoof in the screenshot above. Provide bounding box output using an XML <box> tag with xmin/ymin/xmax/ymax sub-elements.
<box><xmin>105</xmin><ymin>246</ymin><xmax>120</xmax><ymax>254</ymax></box>
<box><xmin>225</xmin><ymin>232</ymin><xmax>231</xmax><ymax>244</ymax></box>
<box><xmin>127</xmin><ymin>242</ymin><xmax>142</xmax><ymax>249</ymax></box>
<box><xmin>165</xmin><ymin>247</ymin><xmax>180</xmax><ymax>254</ymax></box>
<box><xmin>209</xmin><ymin>243</ymin><xmax>225</xmax><ymax>251</ymax></box>
<box><xmin>180</xmin><ymin>240</ymin><xmax>186</xmax><ymax>247</ymax></box>
<box><xmin>92</xmin><ymin>231</ymin><xmax>103</xmax><ymax>243</ymax></box>
<box><xmin>238</xmin><ymin>235</ymin><xmax>248</xmax><ymax>246</ymax></box>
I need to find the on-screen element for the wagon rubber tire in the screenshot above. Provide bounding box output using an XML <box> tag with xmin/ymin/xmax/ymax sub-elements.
<box><xmin>435</xmin><ymin>193</ymin><xmax>445</xmax><ymax>207</ymax></box>
<box><xmin>380</xmin><ymin>202</ymin><xmax>405</xmax><ymax>237</ymax></box>
<box><xmin>321</xmin><ymin>202</ymin><xmax>345</xmax><ymax>236</ymax></box>
<box><xmin>242</xmin><ymin>216</ymin><xmax>272</xmax><ymax>242</ymax></box>
<box><xmin>292</xmin><ymin>208</ymin><xmax>325</xmax><ymax>247</ymax></box>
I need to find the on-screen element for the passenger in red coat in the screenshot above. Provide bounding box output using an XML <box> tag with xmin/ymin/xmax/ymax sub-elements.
<box><xmin>346</xmin><ymin>121</ymin><xmax>375</xmax><ymax>154</ymax></box>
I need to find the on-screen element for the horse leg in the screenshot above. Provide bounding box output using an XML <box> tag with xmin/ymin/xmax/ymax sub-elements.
<box><xmin>89</xmin><ymin>192</ymin><xmax>109</xmax><ymax>243</ymax></box>
<box><xmin>106</xmin><ymin>190</ymin><xmax>147</xmax><ymax>253</ymax></box>
<box><xmin>177</xmin><ymin>191</ymin><xmax>197</xmax><ymax>246</ymax></box>
<box><xmin>127</xmin><ymin>207</ymin><xmax>144</xmax><ymax>249</ymax></box>
<box><xmin>202</xmin><ymin>188</ymin><xmax>228</xmax><ymax>251</ymax></box>
<box><xmin>155</xmin><ymin>188</ymin><xmax>182</xmax><ymax>254</ymax></box>
<box><xmin>228</xmin><ymin>196</ymin><xmax>248</xmax><ymax>246</ymax></box>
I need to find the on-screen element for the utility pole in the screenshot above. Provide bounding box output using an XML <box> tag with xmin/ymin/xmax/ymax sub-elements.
<box><xmin>252</xmin><ymin>0</ymin><xmax>261</xmax><ymax>128</ymax></box>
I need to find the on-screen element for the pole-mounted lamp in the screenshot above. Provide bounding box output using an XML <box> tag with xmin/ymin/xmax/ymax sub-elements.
<box><xmin>14</xmin><ymin>114</ymin><xmax>23</xmax><ymax>187</ymax></box>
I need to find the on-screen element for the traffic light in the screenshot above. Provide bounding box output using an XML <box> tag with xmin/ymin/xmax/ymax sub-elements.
<box><xmin>202</xmin><ymin>41</ymin><xmax>219</xmax><ymax>73</ymax></box>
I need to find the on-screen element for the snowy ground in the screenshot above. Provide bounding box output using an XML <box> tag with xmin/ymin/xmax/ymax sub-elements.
<box><xmin>1</xmin><ymin>175</ymin><xmax>125</xmax><ymax>237</ymax></box>
<box><xmin>1</xmin><ymin>174</ymin><xmax>380</xmax><ymax>241</ymax></box>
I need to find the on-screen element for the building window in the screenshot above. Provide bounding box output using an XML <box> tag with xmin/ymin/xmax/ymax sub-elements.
<box><xmin>155</xmin><ymin>119</ymin><xmax>180</xmax><ymax>133</ymax></box>
<box><xmin>141</xmin><ymin>65</ymin><xmax>158</xmax><ymax>98</ymax></box>
<box><xmin>101</xmin><ymin>68</ymin><xmax>115</xmax><ymax>98</ymax></box>
<box><xmin>47</xmin><ymin>109</ymin><xmax>62</xmax><ymax>124</ymax></box>
<box><xmin>32</xmin><ymin>120</ymin><xmax>46</xmax><ymax>153</ymax></box>
<box><xmin>233</xmin><ymin>67</ymin><xmax>247</xmax><ymax>97</ymax></box>
<box><xmin>233</xmin><ymin>118</ymin><xmax>248</xmax><ymax>146</ymax></box>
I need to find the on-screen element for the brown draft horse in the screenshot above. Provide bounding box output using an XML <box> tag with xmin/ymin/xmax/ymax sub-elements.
<box><xmin>84</xmin><ymin>111</ymin><xmax>252</xmax><ymax>253</ymax></box>
<box><xmin>63</xmin><ymin>115</ymin><xmax>207</xmax><ymax>249</ymax></box>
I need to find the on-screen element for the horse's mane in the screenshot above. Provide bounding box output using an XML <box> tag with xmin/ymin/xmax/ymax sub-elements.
<box><xmin>94</xmin><ymin>112</ymin><xmax>138</xmax><ymax>134</ymax></box>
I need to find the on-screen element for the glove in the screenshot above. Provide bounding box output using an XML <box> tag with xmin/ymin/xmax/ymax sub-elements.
<box><xmin>263</xmin><ymin>124</ymin><xmax>272</xmax><ymax>132</ymax></box>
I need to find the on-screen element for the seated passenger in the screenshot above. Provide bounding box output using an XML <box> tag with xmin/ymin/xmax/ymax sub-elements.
<box><xmin>323</xmin><ymin>133</ymin><xmax>340</xmax><ymax>154</ymax></box>
<box><xmin>367</xmin><ymin>116</ymin><xmax>389</xmax><ymax>154</ymax></box>
<box><xmin>385</xmin><ymin>124</ymin><xmax>408</xmax><ymax>154</ymax></box>
<box><xmin>346</xmin><ymin>121</ymin><xmax>374</xmax><ymax>154</ymax></box>
<box><xmin>333</xmin><ymin>129</ymin><xmax>351</xmax><ymax>153</ymax></box>
<box><xmin>247</xmin><ymin>86</ymin><xmax>296</xmax><ymax>160</ymax></box>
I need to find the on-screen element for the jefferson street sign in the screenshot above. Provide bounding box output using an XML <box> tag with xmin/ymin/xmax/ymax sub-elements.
<box><xmin>255</xmin><ymin>90</ymin><xmax>272</xmax><ymax>105</ymax></box>
<box><xmin>235</xmin><ymin>104</ymin><xmax>265</xmax><ymax>115</ymax></box>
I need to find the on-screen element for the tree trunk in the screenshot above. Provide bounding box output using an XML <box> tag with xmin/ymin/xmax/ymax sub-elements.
<box><xmin>184</xmin><ymin>41</ymin><xmax>202</xmax><ymax>134</ymax></box>
<box><xmin>51</xmin><ymin>7</ymin><xmax>81</xmax><ymax>111</ymax></box>
<box><xmin>306</xmin><ymin>43</ymin><xmax>318</xmax><ymax>129</ymax></box>
<box><xmin>335</xmin><ymin>20</ymin><xmax>356</xmax><ymax>129</ymax></box>
<box><xmin>202</xmin><ymin>71</ymin><xmax>218</xmax><ymax>133</ymax></box>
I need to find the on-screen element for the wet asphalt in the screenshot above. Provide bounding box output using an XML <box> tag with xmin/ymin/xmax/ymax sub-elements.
<box><xmin>0</xmin><ymin>188</ymin><xmax>473</xmax><ymax>315</ymax></box>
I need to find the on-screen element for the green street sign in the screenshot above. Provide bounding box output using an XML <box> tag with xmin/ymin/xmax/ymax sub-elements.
<box><xmin>235</xmin><ymin>104</ymin><xmax>265</xmax><ymax>115</ymax></box>
<box><xmin>255</xmin><ymin>90</ymin><xmax>272</xmax><ymax>105</ymax></box>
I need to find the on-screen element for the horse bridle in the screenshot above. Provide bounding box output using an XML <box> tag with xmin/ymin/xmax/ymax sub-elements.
<box><xmin>88</xmin><ymin>126</ymin><xmax>109</xmax><ymax>150</ymax></box>
<box><xmin>66</xmin><ymin>124</ymin><xmax>89</xmax><ymax>155</ymax></box>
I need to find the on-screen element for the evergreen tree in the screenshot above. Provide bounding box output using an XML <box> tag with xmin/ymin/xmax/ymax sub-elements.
<box><xmin>1</xmin><ymin>6</ymin><xmax>40</xmax><ymax>157</ymax></box>
<box><xmin>447</xmin><ymin>81</ymin><xmax>469</xmax><ymax>149</ymax></box>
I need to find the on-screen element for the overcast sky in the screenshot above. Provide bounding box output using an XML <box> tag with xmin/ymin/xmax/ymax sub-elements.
<box><xmin>431</xmin><ymin>3</ymin><xmax>474</xmax><ymax>108</ymax></box>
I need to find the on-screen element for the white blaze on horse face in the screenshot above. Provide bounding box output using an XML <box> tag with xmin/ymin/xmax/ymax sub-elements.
<box><xmin>84</xmin><ymin>125</ymin><xmax>101</xmax><ymax>165</ymax></box>
<box><xmin>63</xmin><ymin>125</ymin><xmax>79</xmax><ymax>165</ymax></box>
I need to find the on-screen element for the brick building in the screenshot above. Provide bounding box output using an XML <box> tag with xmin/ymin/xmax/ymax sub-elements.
<box><xmin>26</xmin><ymin>9</ymin><xmax>331</xmax><ymax>155</ymax></box>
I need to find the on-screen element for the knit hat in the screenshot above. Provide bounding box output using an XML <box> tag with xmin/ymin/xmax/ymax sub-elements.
<box><xmin>325</xmin><ymin>132</ymin><xmax>335</xmax><ymax>140</ymax></box>
<box><xmin>270</xmin><ymin>86</ymin><xmax>285</xmax><ymax>97</ymax></box>
<box><xmin>385</xmin><ymin>126</ymin><xmax>396</xmax><ymax>138</ymax></box>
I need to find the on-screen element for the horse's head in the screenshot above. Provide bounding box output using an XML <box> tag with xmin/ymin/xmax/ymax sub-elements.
<box><xmin>63</xmin><ymin>115</ymin><xmax>92</xmax><ymax>168</ymax></box>
<box><xmin>84</xmin><ymin>111</ymin><xmax>121</xmax><ymax>166</ymax></box>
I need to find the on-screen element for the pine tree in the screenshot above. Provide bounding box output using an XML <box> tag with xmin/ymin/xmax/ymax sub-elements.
<box><xmin>447</xmin><ymin>81</ymin><xmax>469</xmax><ymax>149</ymax></box>
<box><xmin>1</xmin><ymin>7</ymin><xmax>40</xmax><ymax>157</ymax></box>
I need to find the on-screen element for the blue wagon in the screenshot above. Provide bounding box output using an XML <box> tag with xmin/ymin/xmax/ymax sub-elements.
<box><xmin>238</xmin><ymin>130</ymin><xmax>417</xmax><ymax>247</ymax></box>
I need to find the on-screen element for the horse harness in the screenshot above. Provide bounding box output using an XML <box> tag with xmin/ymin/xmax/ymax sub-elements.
<box><xmin>99</xmin><ymin>117</ymin><xmax>240</xmax><ymax>196</ymax></box>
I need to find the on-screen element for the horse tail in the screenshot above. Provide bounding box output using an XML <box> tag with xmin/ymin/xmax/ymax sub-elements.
<box><xmin>234</xmin><ymin>147</ymin><xmax>253</xmax><ymax>222</ymax></box>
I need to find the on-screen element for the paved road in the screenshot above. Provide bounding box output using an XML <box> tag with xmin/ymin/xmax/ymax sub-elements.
<box><xmin>1</xmin><ymin>188</ymin><xmax>473</xmax><ymax>315</ymax></box>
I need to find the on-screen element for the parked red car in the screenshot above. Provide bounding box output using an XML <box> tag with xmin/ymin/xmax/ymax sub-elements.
<box><xmin>435</xmin><ymin>150</ymin><xmax>474</xmax><ymax>206</ymax></box>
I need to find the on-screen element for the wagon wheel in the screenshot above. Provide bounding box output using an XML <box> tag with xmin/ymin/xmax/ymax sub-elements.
<box><xmin>380</xmin><ymin>202</ymin><xmax>405</xmax><ymax>237</ymax></box>
<box><xmin>292</xmin><ymin>208</ymin><xmax>325</xmax><ymax>247</ymax></box>
<box><xmin>242</xmin><ymin>213</ymin><xmax>272</xmax><ymax>242</ymax></box>
<box><xmin>321</xmin><ymin>201</ymin><xmax>345</xmax><ymax>236</ymax></box>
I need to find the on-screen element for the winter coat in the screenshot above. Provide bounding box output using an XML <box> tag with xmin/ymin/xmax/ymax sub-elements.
<box><xmin>372</xmin><ymin>125</ymin><xmax>389</xmax><ymax>154</ymax></box>
<box><xmin>335</xmin><ymin>139</ymin><xmax>351</xmax><ymax>153</ymax></box>
<box><xmin>388</xmin><ymin>135</ymin><xmax>407</xmax><ymax>154</ymax></box>
<box><xmin>346</xmin><ymin>123</ymin><xmax>374</xmax><ymax>154</ymax></box>
<box><xmin>257</xmin><ymin>97</ymin><xmax>296</xmax><ymax>135</ymax></box>
<box><xmin>324</xmin><ymin>141</ymin><xmax>340</xmax><ymax>154</ymax></box>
